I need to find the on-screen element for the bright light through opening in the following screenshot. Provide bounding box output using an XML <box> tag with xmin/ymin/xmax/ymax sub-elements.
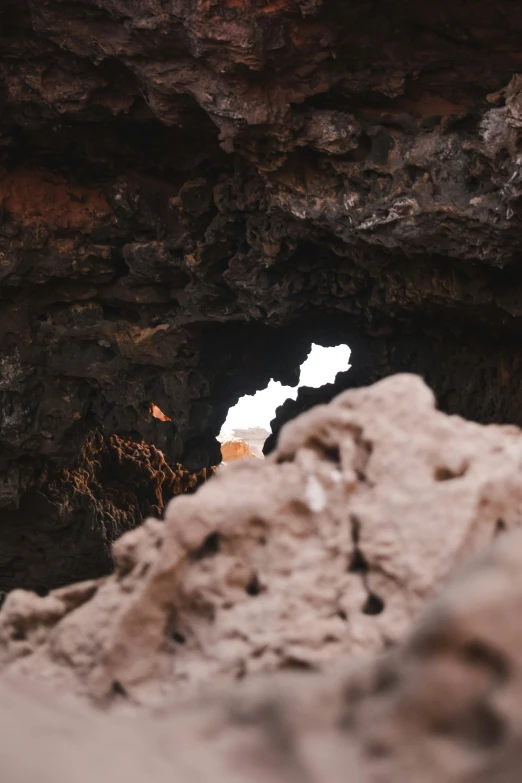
<box><xmin>220</xmin><ymin>343</ymin><xmax>351</xmax><ymax>435</ymax></box>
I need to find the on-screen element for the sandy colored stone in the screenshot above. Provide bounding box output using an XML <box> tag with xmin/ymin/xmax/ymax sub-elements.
<box><xmin>220</xmin><ymin>437</ymin><xmax>259</xmax><ymax>462</ymax></box>
<box><xmin>4</xmin><ymin>528</ymin><xmax>522</xmax><ymax>782</ymax></box>
<box><xmin>1</xmin><ymin>374</ymin><xmax>522</xmax><ymax>706</ymax></box>
<box><xmin>343</xmin><ymin>526</ymin><xmax>522</xmax><ymax>781</ymax></box>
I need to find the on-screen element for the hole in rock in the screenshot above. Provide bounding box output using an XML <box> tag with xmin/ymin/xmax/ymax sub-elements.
<box><xmin>434</xmin><ymin>462</ymin><xmax>468</xmax><ymax>482</ymax></box>
<box><xmin>349</xmin><ymin>548</ymin><xmax>369</xmax><ymax>574</ymax></box>
<box><xmin>362</xmin><ymin>593</ymin><xmax>385</xmax><ymax>616</ymax></box>
<box><xmin>280</xmin><ymin>657</ymin><xmax>318</xmax><ymax>672</ymax></box>
<box><xmin>191</xmin><ymin>531</ymin><xmax>220</xmax><ymax>561</ymax></box>
<box><xmin>111</xmin><ymin>681</ymin><xmax>128</xmax><ymax>697</ymax></box>
<box><xmin>218</xmin><ymin>343</ymin><xmax>350</xmax><ymax>463</ymax></box>
<box><xmin>245</xmin><ymin>573</ymin><xmax>263</xmax><ymax>596</ymax></box>
<box><xmin>495</xmin><ymin>518</ymin><xmax>507</xmax><ymax>536</ymax></box>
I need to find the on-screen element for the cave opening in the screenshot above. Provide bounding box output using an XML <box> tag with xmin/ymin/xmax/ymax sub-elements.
<box><xmin>218</xmin><ymin>343</ymin><xmax>351</xmax><ymax>461</ymax></box>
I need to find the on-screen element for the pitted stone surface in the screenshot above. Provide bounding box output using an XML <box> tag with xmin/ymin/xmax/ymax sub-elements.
<box><xmin>2</xmin><ymin>375</ymin><xmax>522</xmax><ymax>707</ymax></box>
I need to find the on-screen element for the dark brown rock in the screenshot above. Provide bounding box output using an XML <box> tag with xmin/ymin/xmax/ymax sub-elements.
<box><xmin>0</xmin><ymin>432</ymin><xmax>213</xmax><ymax>596</ymax></box>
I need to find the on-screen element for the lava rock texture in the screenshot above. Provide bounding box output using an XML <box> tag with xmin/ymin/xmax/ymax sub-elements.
<box><xmin>2</xmin><ymin>374</ymin><xmax>521</xmax><ymax>702</ymax></box>
<box><xmin>0</xmin><ymin>433</ymin><xmax>212</xmax><ymax>595</ymax></box>
<box><xmin>4</xmin><ymin>0</ymin><xmax>522</xmax><ymax>585</ymax></box>
<box><xmin>2</xmin><ymin>375</ymin><xmax>522</xmax><ymax>783</ymax></box>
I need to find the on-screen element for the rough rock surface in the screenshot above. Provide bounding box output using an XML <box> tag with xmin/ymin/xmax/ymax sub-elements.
<box><xmin>6</xmin><ymin>0</ymin><xmax>522</xmax><ymax>585</ymax></box>
<box><xmin>1</xmin><ymin>374</ymin><xmax>521</xmax><ymax>706</ymax></box>
<box><xmin>230</xmin><ymin>426</ymin><xmax>270</xmax><ymax>458</ymax></box>
<box><xmin>265</xmin><ymin>366</ymin><xmax>353</xmax><ymax>454</ymax></box>
<box><xmin>4</xmin><ymin>380</ymin><xmax>522</xmax><ymax>781</ymax></box>
<box><xmin>0</xmin><ymin>434</ymin><xmax>212</xmax><ymax>595</ymax></box>
<box><xmin>220</xmin><ymin>436</ymin><xmax>258</xmax><ymax>462</ymax></box>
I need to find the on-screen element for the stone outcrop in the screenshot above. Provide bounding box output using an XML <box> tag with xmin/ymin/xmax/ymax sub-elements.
<box><xmin>3</xmin><ymin>524</ymin><xmax>522</xmax><ymax>783</ymax></box>
<box><xmin>5</xmin><ymin>0</ymin><xmax>522</xmax><ymax>585</ymax></box>
<box><xmin>1</xmin><ymin>374</ymin><xmax>521</xmax><ymax>705</ymax></box>
<box><xmin>220</xmin><ymin>436</ymin><xmax>258</xmax><ymax>462</ymax></box>
<box><xmin>2</xmin><ymin>375</ymin><xmax>522</xmax><ymax>782</ymax></box>
<box><xmin>227</xmin><ymin>427</ymin><xmax>269</xmax><ymax>459</ymax></box>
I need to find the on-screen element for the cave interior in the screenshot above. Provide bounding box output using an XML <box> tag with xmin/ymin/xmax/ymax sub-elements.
<box><xmin>2</xmin><ymin>0</ymin><xmax>522</xmax><ymax>593</ymax></box>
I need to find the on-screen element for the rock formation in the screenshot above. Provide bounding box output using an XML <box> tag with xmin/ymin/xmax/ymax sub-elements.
<box><xmin>226</xmin><ymin>427</ymin><xmax>269</xmax><ymax>458</ymax></box>
<box><xmin>0</xmin><ymin>432</ymin><xmax>212</xmax><ymax>595</ymax></box>
<box><xmin>1</xmin><ymin>374</ymin><xmax>521</xmax><ymax>704</ymax></box>
<box><xmin>5</xmin><ymin>0</ymin><xmax>522</xmax><ymax>586</ymax></box>
<box><xmin>220</xmin><ymin>435</ymin><xmax>258</xmax><ymax>461</ymax></box>
<box><xmin>3</xmin><ymin>526</ymin><xmax>522</xmax><ymax>783</ymax></box>
<box><xmin>2</xmin><ymin>374</ymin><xmax>522</xmax><ymax>782</ymax></box>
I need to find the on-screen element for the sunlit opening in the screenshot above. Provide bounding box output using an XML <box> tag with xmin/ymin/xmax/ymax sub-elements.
<box><xmin>219</xmin><ymin>343</ymin><xmax>350</xmax><ymax>460</ymax></box>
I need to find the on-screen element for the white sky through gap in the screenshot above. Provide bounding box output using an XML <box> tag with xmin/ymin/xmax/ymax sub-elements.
<box><xmin>221</xmin><ymin>343</ymin><xmax>351</xmax><ymax>433</ymax></box>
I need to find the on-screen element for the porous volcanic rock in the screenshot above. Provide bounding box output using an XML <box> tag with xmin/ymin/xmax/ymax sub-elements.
<box><xmin>231</xmin><ymin>427</ymin><xmax>270</xmax><ymax>458</ymax></box>
<box><xmin>6</xmin><ymin>0</ymin><xmax>522</xmax><ymax>586</ymax></box>
<box><xmin>1</xmin><ymin>374</ymin><xmax>522</xmax><ymax>706</ymax></box>
<box><xmin>4</xmin><ymin>424</ymin><xmax>522</xmax><ymax>782</ymax></box>
<box><xmin>0</xmin><ymin>434</ymin><xmax>213</xmax><ymax>596</ymax></box>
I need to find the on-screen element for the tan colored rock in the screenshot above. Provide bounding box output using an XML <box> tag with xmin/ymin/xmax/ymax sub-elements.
<box><xmin>1</xmin><ymin>374</ymin><xmax>522</xmax><ymax>707</ymax></box>
<box><xmin>0</xmin><ymin>666</ymin><xmax>364</xmax><ymax>783</ymax></box>
<box><xmin>230</xmin><ymin>427</ymin><xmax>269</xmax><ymax>458</ymax></box>
<box><xmin>343</xmin><ymin>526</ymin><xmax>522</xmax><ymax>781</ymax></box>
<box><xmin>3</xmin><ymin>529</ymin><xmax>522</xmax><ymax>783</ymax></box>
<box><xmin>220</xmin><ymin>437</ymin><xmax>258</xmax><ymax>462</ymax></box>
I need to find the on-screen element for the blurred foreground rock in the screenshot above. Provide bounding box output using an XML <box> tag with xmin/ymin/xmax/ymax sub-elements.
<box><xmin>1</xmin><ymin>374</ymin><xmax>522</xmax><ymax>705</ymax></box>
<box><xmin>2</xmin><ymin>503</ymin><xmax>522</xmax><ymax>782</ymax></box>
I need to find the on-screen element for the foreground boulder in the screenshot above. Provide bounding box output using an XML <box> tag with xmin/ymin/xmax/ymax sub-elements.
<box><xmin>2</xmin><ymin>508</ymin><xmax>522</xmax><ymax>782</ymax></box>
<box><xmin>1</xmin><ymin>373</ymin><xmax>522</xmax><ymax>706</ymax></box>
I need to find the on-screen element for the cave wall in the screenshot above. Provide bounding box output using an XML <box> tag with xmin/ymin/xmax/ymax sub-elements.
<box><xmin>3</xmin><ymin>0</ymin><xmax>522</xmax><ymax>586</ymax></box>
<box><xmin>0</xmin><ymin>434</ymin><xmax>213</xmax><ymax>596</ymax></box>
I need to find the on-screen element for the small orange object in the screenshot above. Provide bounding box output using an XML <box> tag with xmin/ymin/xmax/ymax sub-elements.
<box><xmin>150</xmin><ymin>402</ymin><xmax>171</xmax><ymax>422</ymax></box>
